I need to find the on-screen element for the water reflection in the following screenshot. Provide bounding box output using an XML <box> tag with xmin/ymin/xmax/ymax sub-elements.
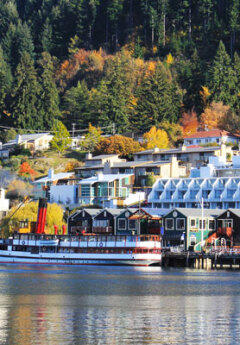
<box><xmin>0</xmin><ymin>266</ymin><xmax>240</xmax><ymax>344</ymax></box>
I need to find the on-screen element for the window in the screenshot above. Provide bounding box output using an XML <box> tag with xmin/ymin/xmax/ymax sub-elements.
<box><xmin>190</xmin><ymin>218</ymin><xmax>196</xmax><ymax>228</ymax></box>
<box><xmin>118</xmin><ymin>219</ymin><xmax>126</xmax><ymax>230</ymax></box>
<box><xmin>129</xmin><ymin>219</ymin><xmax>136</xmax><ymax>230</ymax></box>
<box><xmin>176</xmin><ymin>218</ymin><xmax>185</xmax><ymax>230</ymax></box>
<box><xmin>199</xmin><ymin>220</ymin><xmax>206</xmax><ymax>230</ymax></box>
<box><xmin>165</xmin><ymin>218</ymin><xmax>174</xmax><ymax>230</ymax></box>
<box><xmin>209</xmin><ymin>219</ymin><xmax>215</xmax><ymax>230</ymax></box>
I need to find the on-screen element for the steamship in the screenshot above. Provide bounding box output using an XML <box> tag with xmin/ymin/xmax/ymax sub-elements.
<box><xmin>0</xmin><ymin>200</ymin><xmax>161</xmax><ymax>266</ymax></box>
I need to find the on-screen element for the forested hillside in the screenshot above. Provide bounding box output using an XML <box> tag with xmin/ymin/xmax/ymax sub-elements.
<box><xmin>1</xmin><ymin>0</ymin><xmax>240</xmax><ymax>136</ymax></box>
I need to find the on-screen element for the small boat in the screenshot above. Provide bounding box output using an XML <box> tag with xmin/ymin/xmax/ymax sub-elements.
<box><xmin>0</xmin><ymin>233</ymin><xmax>161</xmax><ymax>266</ymax></box>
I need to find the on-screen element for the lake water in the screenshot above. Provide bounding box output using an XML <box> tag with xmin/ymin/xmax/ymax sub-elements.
<box><xmin>0</xmin><ymin>265</ymin><xmax>240</xmax><ymax>345</ymax></box>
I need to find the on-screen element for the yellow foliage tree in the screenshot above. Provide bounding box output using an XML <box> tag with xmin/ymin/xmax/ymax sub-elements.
<box><xmin>200</xmin><ymin>102</ymin><xmax>230</xmax><ymax>129</ymax></box>
<box><xmin>143</xmin><ymin>126</ymin><xmax>169</xmax><ymax>149</ymax></box>
<box><xmin>200</xmin><ymin>86</ymin><xmax>211</xmax><ymax>105</ymax></box>
<box><xmin>166</xmin><ymin>53</ymin><xmax>174</xmax><ymax>65</ymax></box>
<box><xmin>1</xmin><ymin>201</ymin><xmax>65</xmax><ymax>237</ymax></box>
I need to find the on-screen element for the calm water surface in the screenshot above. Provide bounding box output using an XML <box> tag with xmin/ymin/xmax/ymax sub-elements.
<box><xmin>0</xmin><ymin>265</ymin><xmax>239</xmax><ymax>345</ymax></box>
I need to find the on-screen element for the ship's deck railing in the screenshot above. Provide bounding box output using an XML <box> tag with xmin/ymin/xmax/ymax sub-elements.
<box><xmin>10</xmin><ymin>234</ymin><xmax>161</xmax><ymax>248</ymax></box>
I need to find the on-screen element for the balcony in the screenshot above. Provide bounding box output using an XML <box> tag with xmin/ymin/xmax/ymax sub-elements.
<box><xmin>92</xmin><ymin>226</ymin><xmax>113</xmax><ymax>234</ymax></box>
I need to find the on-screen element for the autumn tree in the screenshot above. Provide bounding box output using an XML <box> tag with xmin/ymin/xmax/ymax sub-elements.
<box><xmin>6</xmin><ymin>179</ymin><xmax>33</xmax><ymax>200</ymax></box>
<box><xmin>180</xmin><ymin>111</ymin><xmax>199</xmax><ymax>136</ymax></box>
<box><xmin>159</xmin><ymin>121</ymin><xmax>183</xmax><ymax>147</ymax></box>
<box><xmin>51</xmin><ymin>120</ymin><xmax>72</xmax><ymax>154</ymax></box>
<box><xmin>94</xmin><ymin>135</ymin><xmax>142</xmax><ymax>157</ymax></box>
<box><xmin>1</xmin><ymin>201</ymin><xmax>65</xmax><ymax>237</ymax></box>
<box><xmin>18</xmin><ymin>161</ymin><xmax>37</xmax><ymax>180</ymax></box>
<box><xmin>143</xmin><ymin>126</ymin><xmax>169</xmax><ymax>149</ymax></box>
<box><xmin>81</xmin><ymin>124</ymin><xmax>102</xmax><ymax>152</ymax></box>
<box><xmin>200</xmin><ymin>102</ymin><xmax>231</xmax><ymax>130</ymax></box>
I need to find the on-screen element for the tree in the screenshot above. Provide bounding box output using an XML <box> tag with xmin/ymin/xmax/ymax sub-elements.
<box><xmin>18</xmin><ymin>161</ymin><xmax>37</xmax><ymax>180</ymax></box>
<box><xmin>1</xmin><ymin>201</ymin><xmax>65</xmax><ymax>237</ymax></box>
<box><xmin>143</xmin><ymin>126</ymin><xmax>169</xmax><ymax>149</ymax></box>
<box><xmin>51</xmin><ymin>120</ymin><xmax>72</xmax><ymax>154</ymax></box>
<box><xmin>94</xmin><ymin>135</ymin><xmax>142</xmax><ymax>157</ymax></box>
<box><xmin>6</xmin><ymin>179</ymin><xmax>33</xmax><ymax>200</ymax></box>
<box><xmin>62</xmin><ymin>80</ymin><xmax>90</xmax><ymax>129</ymax></box>
<box><xmin>209</xmin><ymin>41</ymin><xmax>237</xmax><ymax>107</ymax></box>
<box><xmin>37</xmin><ymin>52</ymin><xmax>61</xmax><ymax>129</ymax></box>
<box><xmin>81</xmin><ymin>124</ymin><xmax>102</xmax><ymax>151</ymax></box>
<box><xmin>200</xmin><ymin>102</ymin><xmax>230</xmax><ymax>130</ymax></box>
<box><xmin>159</xmin><ymin>121</ymin><xmax>183</xmax><ymax>147</ymax></box>
<box><xmin>180</xmin><ymin>111</ymin><xmax>199</xmax><ymax>136</ymax></box>
<box><xmin>133</xmin><ymin>62</ymin><xmax>181</xmax><ymax>131</ymax></box>
<box><xmin>11</xmin><ymin>52</ymin><xmax>40</xmax><ymax>129</ymax></box>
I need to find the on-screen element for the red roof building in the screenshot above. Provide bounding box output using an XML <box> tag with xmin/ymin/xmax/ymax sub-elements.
<box><xmin>183</xmin><ymin>129</ymin><xmax>240</xmax><ymax>146</ymax></box>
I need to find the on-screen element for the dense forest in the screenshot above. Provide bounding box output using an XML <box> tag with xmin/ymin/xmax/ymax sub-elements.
<box><xmin>1</xmin><ymin>0</ymin><xmax>240</xmax><ymax>138</ymax></box>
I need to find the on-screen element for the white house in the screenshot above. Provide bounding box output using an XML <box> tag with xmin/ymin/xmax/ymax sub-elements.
<box><xmin>183</xmin><ymin>129</ymin><xmax>240</xmax><ymax>146</ymax></box>
<box><xmin>3</xmin><ymin>133</ymin><xmax>53</xmax><ymax>154</ymax></box>
<box><xmin>0</xmin><ymin>188</ymin><xmax>9</xmax><ymax>219</ymax></box>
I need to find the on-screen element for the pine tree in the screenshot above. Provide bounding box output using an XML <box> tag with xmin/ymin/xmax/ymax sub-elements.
<box><xmin>0</xmin><ymin>46</ymin><xmax>12</xmax><ymax>125</ymax></box>
<box><xmin>209</xmin><ymin>41</ymin><xmax>237</xmax><ymax>108</ymax></box>
<box><xmin>62</xmin><ymin>80</ymin><xmax>90</xmax><ymax>129</ymax></box>
<box><xmin>133</xmin><ymin>62</ymin><xmax>181</xmax><ymax>131</ymax></box>
<box><xmin>37</xmin><ymin>52</ymin><xmax>61</xmax><ymax>129</ymax></box>
<box><xmin>11</xmin><ymin>52</ymin><xmax>40</xmax><ymax>129</ymax></box>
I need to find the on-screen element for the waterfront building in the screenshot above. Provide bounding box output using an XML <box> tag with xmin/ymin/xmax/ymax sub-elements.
<box><xmin>0</xmin><ymin>188</ymin><xmax>9</xmax><ymax>219</ymax></box>
<box><xmin>115</xmin><ymin>208</ymin><xmax>138</xmax><ymax>235</ymax></box>
<box><xmin>68</xmin><ymin>209</ymin><xmax>100</xmax><ymax>234</ymax></box>
<box><xmin>216</xmin><ymin>209</ymin><xmax>240</xmax><ymax>246</ymax></box>
<box><xmin>162</xmin><ymin>208</ymin><xmax>223</xmax><ymax>251</ymax></box>
<box><xmin>148</xmin><ymin>155</ymin><xmax>240</xmax><ymax>209</ymax></box>
<box><xmin>92</xmin><ymin>208</ymin><xmax>125</xmax><ymax>235</ymax></box>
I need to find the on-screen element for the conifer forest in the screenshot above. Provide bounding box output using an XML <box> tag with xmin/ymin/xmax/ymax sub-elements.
<box><xmin>1</xmin><ymin>0</ymin><xmax>240</xmax><ymax>136</ymax></box>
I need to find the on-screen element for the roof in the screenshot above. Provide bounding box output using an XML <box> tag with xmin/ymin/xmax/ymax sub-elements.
<box><xmin>87</xmin><ymin>154</ymin><xmax>119</xmax><ymax>160</ymax></box>
<box><xmin>70</xmin><ymin>208</ymin><xmax>101</xmax><ymax>219</ymax></box>
<box><xmin>130</xmin><ymin>208</ymin><xmax>170</xmax><ymax>219</ymax></box>
<box><xmin>33</xmin><ymin>172</ymin><xmax>74</xmax><ymax>183</ymax></box>
<box><xmin>184</xmin><ymin>129</ymin><xmax>239</xmax><ymax>140</ymax></box>
<box><xmin>217</xmin><ymin>208</ymin><xmax>240</xmax><ymax>218</ymax></box>
<box><xmin>94</xmin><ymin>208</ymin><xmax>125</xmax><ymax>217</ymax></box>
<box><xmin>3</xmin><ymin>132</ymin><xmax>53</xmax><ymax>147</ymax></box>
<box><xmin>79</xmin><ymin>174</ymin><xmax>133</xmax><ymax>185</ymax></box>
<box><xmin>164</xmin><ymin>208</ymin><xmax>225</xmax><ymax>218</ymax></box>
<box><xmin>134</xmin><ymin>146</ymin><xmax>224</xmax><ymax>155</ymax></box>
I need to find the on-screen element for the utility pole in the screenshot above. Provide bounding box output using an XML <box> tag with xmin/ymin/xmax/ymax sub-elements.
<box><xmin>72</xmin><ymin>123</ymin><xmax>76</xmax><ymax>149</ymax></box>
<box><xmin>112</xmin><ymin>123</ymin><xmax>116</xmax><ymax>135</ymax></box>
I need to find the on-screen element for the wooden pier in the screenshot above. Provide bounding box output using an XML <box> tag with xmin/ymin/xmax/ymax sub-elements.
<box><xmin>162</xmin><ymin>250</ymin><xmax>240</xmax><ymax>269</ymax></box>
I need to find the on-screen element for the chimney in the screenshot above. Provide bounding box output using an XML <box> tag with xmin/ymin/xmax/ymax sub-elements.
<box><xmin>16</xmin><ymin>134</ymin><xmax>21</xmax><ymax>144</ymax></box>
<box><xmin>181</xmin><ymin>144</ymin><xmax>186</xmax><ymax>151</ymax></box>
<box><xmin>170</xmin><ymin>156</ymin><xmax>178</xmax><ymax>177</ymax></box>
<box><xmin>86</xmin><ymin>152</ymin><xmax>92</xmax><ymax>160</ymax></box>
<box><xmin>48</xmin><ymin>168</ymin><xmax>54</xmax><ymax>179</ymax></box>
<box><xmin>36</xmin><ymin>198</ymin><xmax>48</xmax><ymax>234</ymax></box>
<box><xmin>96</xmin><ymin>172</ymin><xmax>103</xmax><ymax>180</ymax></box>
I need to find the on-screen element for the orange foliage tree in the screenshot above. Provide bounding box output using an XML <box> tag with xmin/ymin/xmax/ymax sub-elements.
<box><xmin>180</xmin><ymin>111</ymin><xmax>199</xmax><ymax>136</ymax></box>
<box><xmin>94</xmin><ymin>135</ymin><xmax>142</xmax><ymax>157</ymax></box>
<box><xmin>200</xmin><ymin>102</ymin><xmax>231</xmax><ymax>130</ymax></box>
<box><xmin>18</xmin><ymin>162</ymin><xmax>37</xmax><ymax>179</ymax></box>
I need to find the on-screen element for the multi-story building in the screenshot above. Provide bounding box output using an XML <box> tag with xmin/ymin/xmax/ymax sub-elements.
<box><xmin>78</xmin><ymin>173</ymin><xmax>145</xmax><ymax>208</ymax></box>
<box><xmin>133</xmin><ymin>143</ymin><xmax>232</xmax><ymax>168</ymax></box>
<box><xmin>148</xmin><ymin>155</ymin><xmax>240</xmax><ymax>209</ymax></box>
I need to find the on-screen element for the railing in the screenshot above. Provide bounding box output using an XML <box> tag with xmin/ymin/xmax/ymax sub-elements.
<box><xmin>92</xmin><ymin>226</ymin><xmax>113</xmax><ymax>233</ymax></box>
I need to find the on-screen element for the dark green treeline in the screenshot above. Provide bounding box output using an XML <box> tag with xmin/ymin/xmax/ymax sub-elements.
<box><xmin>0</xmin><ymin>0</ymin><xmax>240</xmax><ymax>134</ymax></box>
